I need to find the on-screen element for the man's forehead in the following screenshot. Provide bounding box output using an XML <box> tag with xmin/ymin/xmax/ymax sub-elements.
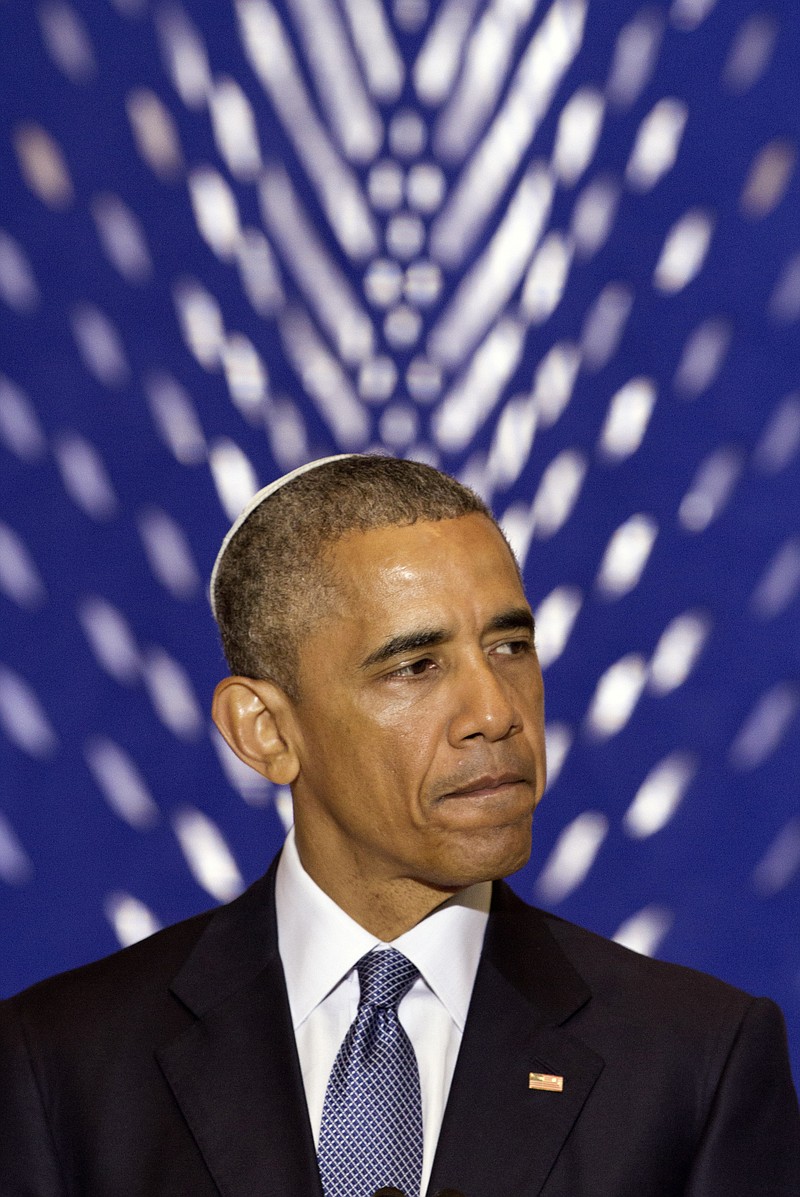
<box><xmin>326</xmin><ymin>513</ymin><xmax>524</xmax><ymax>604</ymax></box>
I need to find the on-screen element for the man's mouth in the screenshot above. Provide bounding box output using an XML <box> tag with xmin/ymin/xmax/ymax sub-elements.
<box><xmin>441</xmin><ymin>771</ymin><xmax>529</xmax><ymax>799</ymax></box>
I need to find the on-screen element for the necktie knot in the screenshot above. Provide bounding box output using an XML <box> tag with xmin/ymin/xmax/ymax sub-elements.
<box><xmin>356</xmin><ymin>948</ymin><xmax>419</xmax><ymax>1011</ymax></box>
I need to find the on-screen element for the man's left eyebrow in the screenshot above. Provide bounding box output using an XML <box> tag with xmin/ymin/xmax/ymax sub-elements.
<box><xmin>485</xmin><ymin>608</ymin><xmax>536</xmax><ymax>637</ymax></box>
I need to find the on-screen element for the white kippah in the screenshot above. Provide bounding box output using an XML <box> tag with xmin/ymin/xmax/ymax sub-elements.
<box><xmin>209</xmin><ymin>453</ymin><xmax>357</xmax><ymax>617</ymax></box>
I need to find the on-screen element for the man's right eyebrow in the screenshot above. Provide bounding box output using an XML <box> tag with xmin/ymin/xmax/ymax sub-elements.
<box><xmin>359</xmin><ymin>628</ymin><xmax>449</xmax><ymax>671</ymax></box>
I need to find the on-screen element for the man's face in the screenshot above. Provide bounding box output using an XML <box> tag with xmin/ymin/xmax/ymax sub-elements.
<box><xmin>286</xmin><ymin>513</ymin><xmax>546</xmax><ymax>915</ymax></box>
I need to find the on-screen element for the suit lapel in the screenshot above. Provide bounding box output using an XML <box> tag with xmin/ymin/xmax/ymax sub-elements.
<box><xmin>428</xmin><ymin>883</ymin><xmax>604</xmax><ymax>1197</ymax></box>
<box><xmin>156</xmin><ymin>862</ymin><xmax>324</xmax><ymax>1197</ymax></box>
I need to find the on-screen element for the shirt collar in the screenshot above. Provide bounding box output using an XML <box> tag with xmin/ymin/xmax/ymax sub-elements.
<box><xmin>275</xmin><ymin>827</ymin><xmax>491</xmax><ymax>1033</ymax></box>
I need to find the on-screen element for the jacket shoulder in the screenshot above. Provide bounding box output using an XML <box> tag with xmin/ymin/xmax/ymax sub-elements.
<box><xmin>541</xmin><ymin>905</ymin><xmax>760</xmax><ymax>1030</ymax></box>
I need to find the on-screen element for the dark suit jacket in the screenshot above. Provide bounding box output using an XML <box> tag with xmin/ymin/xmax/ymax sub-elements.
<box><xmin>1</xmin><ymin>858</ymin><xmax>798</xmax><ymax>1196</ymax></box>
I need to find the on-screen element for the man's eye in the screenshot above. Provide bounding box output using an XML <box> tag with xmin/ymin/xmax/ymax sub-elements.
<box><xmin>493</xmin><ymin>639</ymin><xmax>532</xmax><ymax>656</ymax></box>
<box><xmin>390</xmin><ymin>658</ymin><xmax>434</xmax><ymax>678</ymax></box>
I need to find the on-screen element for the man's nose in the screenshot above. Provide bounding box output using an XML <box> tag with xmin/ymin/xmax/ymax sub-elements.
<box><xmin>448</xmin><ymin>654</ymin><xmax>520</xmax><ymax>744</ymax></box>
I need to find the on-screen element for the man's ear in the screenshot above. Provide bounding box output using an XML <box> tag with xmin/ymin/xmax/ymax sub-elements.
<box><xmin>212</xmin><ymin>676</ymin><xmax>300</xmax><ymax>787</ymax></box>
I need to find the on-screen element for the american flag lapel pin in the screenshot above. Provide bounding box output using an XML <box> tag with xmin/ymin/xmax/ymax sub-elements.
<box><xmin>529</xmin><ymin>1072</ymin><xmax>564</xmax><ymax>1092</ymax></box>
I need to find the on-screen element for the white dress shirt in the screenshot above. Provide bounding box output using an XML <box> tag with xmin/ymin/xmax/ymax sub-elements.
<box><xmin>275</xmin><ymin>827</ymin><xmax>491</xmax><ymax>1196</ymax></box>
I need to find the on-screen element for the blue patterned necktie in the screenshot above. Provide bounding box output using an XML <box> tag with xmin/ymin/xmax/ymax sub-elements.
<box><xmin>317</xmin><ymin>947</ymin><xmax>424</xmax><ymax>1197</ymax></box>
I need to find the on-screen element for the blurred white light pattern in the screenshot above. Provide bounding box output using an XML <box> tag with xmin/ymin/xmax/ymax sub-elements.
<box><xmin>379</xmin><ymin>403</ymin><xmax>419</xmax><ymax>449</ymax></box>
<box><xmin>612</xmin><ymin>905</ymin><xmax>673</xmax><ymax>956</ymax></box>
<box><xmin>530</xmin><ymin>449</ymin><xmax>587</xmax><ymax>538</ymax></box>
<box><xmin>38</xmin><ymin>1</ymin><xmax>97</xmax><ymax>83</ymax></box>
<box><xmin>142</xmin><ymin>648</ymin><xmax>203</xmax><ymax>741</ymax></box>
<box><xmin>155</xmin><ymin>4</ymin><xmax>211</xmax><ymax>108</ymax></box>
<box><xmin>279</xmin><ymin>308</ymin><xmax>371</xmax><ymax>446</ymax></box>
<box><xmin>413</xmin><ymin>0</ymin><xmax>478</xmax><ymax>105</ymax></box>
<box><xmin>188</xmin><ymin>167</ymin><xmax>242</xmax><ymax>260</ymax></box>
<box><xmin>0</xmin><ymin>378</ymin><xmax>46</xmax><ymax>460</ymax></box>
<box><xmin>673</xmin><ymin>316</ymin><xmax>731</xmax><ymax>397</ymax></box>
<box><xmin>238</xmin><ymin>0</ymin><xmax>378</xmax><ymax>257</ymax></box>
<box><xmin>520</xmin><ymin>231</ymin><xmax>573</xmax><ymax>325</ymax></box>
<box><xmin>499</xmin><ymin>500</ymin><xmax>535</xmax><ymax>567</ymax></box>
<box><xmin>649</xmin><ymin>611</ymin><xmax>710</xmax><ymax>694</ymax></box>
<box><xmin>0</xmin><ymin>813</ymin><xmax>33</xmax><ymax>885</ymax></box>
<box><xmin>0</xmin><ymin>666</ymin><xmax>59</xmax><ymax>758</ymax></box>
<box><xmin>653</xmin><ymin>209</ymin><xmax>714</xmax><ymax>293</ymax></box>
<box><xmin>137</xmin><ymin>508</ymin><xmax>201</xmax><ymax>600</ymax></box>
<box><xmin>144</xmin><ymin>372</ymin><xmax>207</xmax><ymax>465</ymax></box>
<box><xmin>750</xmin><ymin>539</ymin><xmax>800</xmax><ymax>620</ymax></box>
<box><xmin>208</xmin><ymin>437</ymin><xmax>259</xmax><ymax>521</ymax></box>
<box><xmin>173</xmin><ymin>279</ymin><xmax>225</xmax><ymax>368</ymax></box>
<box><xmin>626</xmin><ymin>98</ymin><xmax>688</xmax><ymax>191</ymax></box>
<box><xmin>753</xmin><ymin>394</ymin><xmax>800</xmax><ymax>474</ymax></box>
<box><xmin>430</xmin><ymin>164</ymin><xmax>553</xmax><ymax>365</ymax></box>
<box><xmin>404</xmin><ymin>260</ymin><xmax>442</xmax><ymax>306</ymax></box>
<box><xmin>13</xmin><ymin>122</ymin><xmax>74</xmax><ymax>208</ymax></box>
<box><xmin>623</xmin><ymin>752</ymin><xmax>697</xmax><ymax>838</ymax></box>
<box><xmin>543</xmin><ymin>721</ymin><xmax>573</xmax><ymax>791</ymax></box>
<box><xmin>77</xmin><ymin>596</ymin><xmax>140</xmax><ymax>685</ymax></box>
<box><xmin>753</xmin><ymin>818</ymin><xmax>800</xmax><ymax>897</ymax></box>
<box><xmin>358</xmin><ymin>355</ymin><xmax>398</xmax><ymax>403</ymax></box>
<box><xmin>433</xmin><ymin>317</ymin><xmax>525</xmax><ymax>451</ymax></box>
<box><xmin>534</xmin><ymin>586</ymin><xmax>583</xmax><ymax>670</ymax></box>
<box><xmin>368</xmin><ymin>160</ymin><xmax>404</xmax><ymax>210</ymax></box>
<box><xmin>770</xmin><ymin>248</ymin><xmax>800</xmax><ymax>326</ymax></box>
<box><xmin>91</xmin><ymin>193</ymin><xmax>152</xmax><ymax>283</ymax></box>
<box><xmin>740</xmin><ymin>140</ymin><xmax>796</xmax><ymax>219</ymax></box>
<box><xmin>606</xmin><ymin>8</ymin><xmax>663</xmax><ymax>108</ymax></box>
<box><xmin>722</xmin><ymin>13</ymin><xmax>777</xmax><ymax>94</ymax></box>
<box><xmin>596</xmin><ymin>514</ymin><xmax>658</xmax><ymax>598</ymax></box>
<box><xmin>580</xmin><ymin>281</ymin><xmax>633</xmax><ymax>371</ymax></box>
<box><xmin>571</xmin><ymin>174</ymin><xmax>620</xmax><ymax>258</ymax></box>
<box><xmin>386</xmin><ymin>213</ymin><xmax>425</xmax><ymax>260</ymax></box>
<box><xmin>260</xmin><ymin>169</ymin><xmax>374</xmax><ymax>364</ymax></box>
<box><xmin>535</xmin><ymin>810</ymin><xmax>608</xmax><ymax>904</ymax></box>
<box><xmin>585</xmin><ymin>653</ymin><xmax>648</xmax><ymax>739</ymax></box>
<box><xmin>53</xmin><ymin>432</ymin><xmax>118</xmax><ymax>520</ymax></box>
<box><xmin>284</xmin><ymin>0</ymin><xmax>383</xmax><ymax>162</ymax></box>
<box><xmin>266</xmin><ymin>399</ymin><xmax>309</xmax><ymax>468</ymax></box>
<box><xmin>222</xmin><ymin>333</ymin><xmax>269</xmax><ymax>420</ymax></box>
<box><xmin>209</xmin><ymin>77</ymin><xmax>262</xmax><ymax>179</ymax></box>
<box><xmin>407</xmin><ymin>163</ymin><xmax>446</xmax><ymax>213</ymax></box>
<box><xmin>430</xmin><ymin>0</ymin><xmax>586</xmax><ymax>264</ymax></box>
<box><xmin>729</xmin><ymin>684</ymin><xmax>799</xmax><ymax>771</ymax></box>
<box><xmin>553</xmin><ymin>87</ymin><xmax>605</xmax><ymax>185</ymax></box>
<box><xmin>406</xmin><ymin>356</ymin><xmax>443</xmax><ymax>404</ymax></box>
<box><xmin>173</xmin><ymin>807</ymin><xmax>245</xmax><ymax>902</ymax></box>
<box><xmin>105</xmin><ymin>892</ymin><xmax>162</xmax><ymax>948</ymax></box>
<box><xmin>236</xmin><ymin>228</ymin><xmax>284</xmax><ymax>317</ymax></box>
<box><xmin>126</xmin><ymin>88</ymin><xmax>184</xmax><ymax>178</ymax></box>
<box><xmin>209</xmin><ymin>723</ymin><xmax>271</xmax><ymax>805</ymax></box>
<box><xmin>0</xmin><ymin>523</ymin><xmax>46</xmax><ymax>607</ymax></box>
<box><xmin>340</xmin><ymin>0</ymin><xmax>404</xmax><ymax>102</ymax></box>
<box><xmin>70</xmin><ymin>303</ymin><xmax>130</xmax><ymax>386</ymax></box>
<box><xmin>486</xmin><ymin>392</ymin><xmax>537</xmax><ymax>489</ymax></box>
<box><xmin>597</xmin><ymin>377</ymin><xmax>656</xmax><ymax>461</ymax></box>
<box><xmin>678</xmin><ymin>447</ymin><xmax>741</xmax><ymax>532</ymax></box>
<box><xmin>274</xmin><ymin>785</ymin><xmax>295</xmax><ymax>832</ymax></box>
<box><xmin>83</xmin><ymin>737</ymin><xmax>160</xmax><ymax>830</ymax></box>
<box><xmin>531</xmin><ymin>341</ymin><xmax>582</xmax><ymax>427</ymax></box>
<box><xmin>670</xmin><ymin>0</ymin><xmax>717</xmax><ymax>32</ymax></box>
<box><xmin>365</xmin><ymin>259</ymin><xmax>403</xmax><ymax>308</ymax></box>
<box><xmin>389</xmin><ymin>111</ymin><xmax>426</xmax><ymax>158</ymax></box>
<box><xmin>0</xmin><ymin>231</ymin><xmax>39</xmax><ymax>311</ymax></box>
<box><xmin>433</xmin><ymin>0</ymin><xmax>539</xmax><ymax>160</ymax></box>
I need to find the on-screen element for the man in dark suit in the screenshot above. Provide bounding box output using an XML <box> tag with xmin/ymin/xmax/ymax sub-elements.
<box><xmin>1</xmin><ymin>454</ymin><xmax>799</xmax><ymax>1196</ymax></box>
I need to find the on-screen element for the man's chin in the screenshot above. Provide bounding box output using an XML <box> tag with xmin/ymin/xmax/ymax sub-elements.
<box><xmin>422</xmin><ymin>825</ymin><xmax>534</xmax><ymax>891</ymax></box>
